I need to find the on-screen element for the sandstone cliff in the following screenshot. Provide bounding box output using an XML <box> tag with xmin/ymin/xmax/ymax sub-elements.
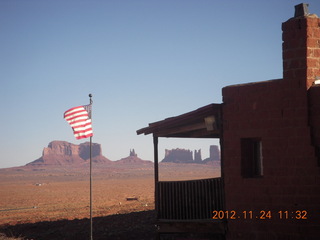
<box><xmin>161</xmin><ymin>145</ymin><xmax>220</xmax><ymax>164</ymax></box>
<box><xmin>203</xmin><ymin>145</ymin><xmax>220</xmax><ymax>163</ymax></box>
<box><xmin>27</xmin><ymin>141</ymin><xmax>111</xmax><ymax>166</ymax></box>
<box><xmin>162</xmin><ymin>148</ymin><xmax>194</xmax><ymax>163</ymax></box>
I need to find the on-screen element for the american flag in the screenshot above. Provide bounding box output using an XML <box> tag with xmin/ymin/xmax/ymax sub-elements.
<box><xmin>64</xmin><ymin>104</ymin><xmax>93</xmax><ymax>139</ymax></box>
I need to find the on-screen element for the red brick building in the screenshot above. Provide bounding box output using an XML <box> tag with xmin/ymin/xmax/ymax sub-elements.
<box><xmin>138</xmin><ymin>3</ymin><xmax>320</xmax><ymax>240</ymax></box>
<box><xmin>222</xmin><ymin>3</ymin><xmax>320</xmax><ymax>239</ymax></box>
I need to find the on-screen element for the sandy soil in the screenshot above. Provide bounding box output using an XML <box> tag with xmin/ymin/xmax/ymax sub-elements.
<box><xmin>0</xmin><ymin>162</ymin><xmax>220</xmax><ymax>239</ymax></box>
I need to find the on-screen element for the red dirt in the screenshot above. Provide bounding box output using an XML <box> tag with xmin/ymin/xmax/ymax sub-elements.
<box><xmin>0</xmin><ymin>163</ymin><xmax>220</xmax><ymax>239</ymax></box>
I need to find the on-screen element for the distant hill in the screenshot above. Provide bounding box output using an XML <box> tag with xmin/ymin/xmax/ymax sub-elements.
<box><xmin>116</xmin><ymin>149</ymin><xmax>152</xmax><ymax>164</ymax></box>
<box><xmin>24</xmin><ymin>141</ymin><xmax>220</xmax><ymax>168</ymax></box>
<box><xmin>26</xmin><ymin>141</ymin><xmax>153</xmax><ymax>168</ymax></box>
<box><xmin>116</xmin><ymin>156</ymin><xmax>152</xmax><ymax>165</ymax></box>
<box><xmin>27</xmin><ymin>141</ymin><xmax>111</xmax><ymax>166</ymax></box>
<box><xmin>161</xmin><ymin>145</ymin><xmax>220</xmax><ymax>164</ymax></box>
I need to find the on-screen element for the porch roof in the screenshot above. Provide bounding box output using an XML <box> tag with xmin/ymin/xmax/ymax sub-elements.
<box><xmin>136</xmin><ymin>103</ymin><xmax>221</xmax><ymax>138</ymax></box>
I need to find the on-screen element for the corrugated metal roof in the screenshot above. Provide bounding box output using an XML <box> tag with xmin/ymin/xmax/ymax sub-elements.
<box><xmin>136</xmin><ymin>103</ymin><xmax>221</xmax><ymax>138</ymax></box>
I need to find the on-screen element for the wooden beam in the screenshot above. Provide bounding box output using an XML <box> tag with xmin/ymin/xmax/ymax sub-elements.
<box><xmin>136</xmin><ymin>103</ymin><xmax>222</xmax><ymax>137</ymax></box>
<box><xmin>153</xmin><ymin>136</ymin><xmax>159</xmax><ymax>218</ymax></box>
<box><xmin>153</xmin><ymin>122</ymin><xmax>206</xmax><ymax>136</ymax></box>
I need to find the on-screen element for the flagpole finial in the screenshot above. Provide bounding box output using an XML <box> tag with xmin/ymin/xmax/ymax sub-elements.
<box><xmin>89</xmin><ymin>94</ymin><xmax>93</xmax><ymax>104</ymax></box>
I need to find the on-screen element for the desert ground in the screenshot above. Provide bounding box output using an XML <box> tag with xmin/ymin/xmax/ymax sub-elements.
<box><xmin>0</xmin><ymin>162</ymin><xmax>220</xmax><ymax>239</ymax></box>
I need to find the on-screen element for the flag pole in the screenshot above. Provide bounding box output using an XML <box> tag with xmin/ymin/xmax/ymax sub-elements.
<box><xmin>89</xmin><ymin>93</ymin><xmax>93</xmax><ymax>240</ymax></box>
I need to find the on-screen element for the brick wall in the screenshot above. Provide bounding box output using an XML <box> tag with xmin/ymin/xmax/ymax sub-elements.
<box><xmin>282</xmin><ymin>15</ymin><xmax>320</xmax><ymax>90</ymax></box>
<box><xmin>222</xmin><ymin>14</ymin><xmax>320</xmax><ymax>240</ymax></box>
<box><xmin>309</xmin><ymin>85</ymin><xmax>320</xmax><ymax>162</ymax></box>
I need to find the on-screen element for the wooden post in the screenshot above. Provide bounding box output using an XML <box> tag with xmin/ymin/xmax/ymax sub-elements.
<box><xmin>153</xmin><ymin>135</ymin><xmax>159</xmax><ymax>217</ymax></box>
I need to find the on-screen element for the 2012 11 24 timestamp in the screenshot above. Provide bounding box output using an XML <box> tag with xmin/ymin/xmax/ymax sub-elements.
<box><xmin>212</xmin><ymin>210</ymin><xmax>308</xmax><ymax>220</ymax></box>
<box><xmin>278</xmin><ymin>210</ymin><xmax>307</xmax><ymax>219</ymax></box>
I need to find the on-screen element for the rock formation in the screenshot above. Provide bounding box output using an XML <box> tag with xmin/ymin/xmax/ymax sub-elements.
<box><xmin>116</xmin><ymin>149</ymin><xmax>152</xmax><ymax>164</ymax></box>
<box><xmin>203</xmin><ymin>145</ymin><xmax>220</xmax><ymax>163</ymax></box>
<box><xmin>27</xmin><ymin>141</ymin><xmax>111</xmax><ymax>166</ymax></box>
<box><xmin>162</xmin><ymin>148</ymin><xmax>194</xmax><ymax>163</ymax></box>
<box><xmin>194</xmin><ymin>149</ymin><xmax>202</xmax><ymax>163</ymax></box>
<box><xmin>210</xmin><ymin>145</ymin><xmax>220</xmax><ymax>161</ymax></box>
<box><xmin>161</xmin><ymin>145</ymin><xmax>220</xmax><ymax>164</ymax></box>
<box><xmin>129</xmin><ymin>149</ymin><xmax>137</xmax><ymax>157</ymax></box>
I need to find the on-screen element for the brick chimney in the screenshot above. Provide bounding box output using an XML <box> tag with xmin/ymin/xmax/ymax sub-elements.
<box><xmin>282</xmin><ymin>3</ymin><xmax>320</xmax><ymax>90</ymax></box>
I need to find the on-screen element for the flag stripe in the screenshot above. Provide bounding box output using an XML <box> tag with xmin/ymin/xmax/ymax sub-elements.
<box><xmin>73</xmin><ymin>126</ymin><xmax>92</xmax><ymax>131</ymax></box>
<box><xmin>64</xmin><ymin>110</ymin><xmax>89</xmax><ymax>120</ymax></box>
<box><xmin>64</xmin><ymin>105</ymin><xmax>93</xmax><ymax>140</ymax></box>
<box><xmin>65</xmin><ymin>113</ymin><xmax>88</xmax><ymax>121</ymax></box>
<box><xmin>65</xmin><ymin>109</ymin><xmax>88</xmax><ymax>117</ymax></box>
<box><xmin>66</xmin><ymin>115</ymin><xmax>89</xmax><ymax>124</ymax></box>
<box><xmin>70</xmin><ymin>120</ymin><xmax>92</xmax><ymax>128</ymax></box>
<box><xmin>73</xmin><ymin>124</ymin><xmax>92</xmax><ymax>132</ymax></box>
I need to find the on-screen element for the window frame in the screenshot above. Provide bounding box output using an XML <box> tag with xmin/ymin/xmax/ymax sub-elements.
<box><xmin>241</xmin><ymin>138</ymin><xmax>263</xmax><ymax>178</ymax></box>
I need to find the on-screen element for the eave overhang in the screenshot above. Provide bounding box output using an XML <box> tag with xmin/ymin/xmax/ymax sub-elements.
<box><xmin>136</xmin><ymin>103</ymin><xmax>221</xmax><ymax>138</ymax></box>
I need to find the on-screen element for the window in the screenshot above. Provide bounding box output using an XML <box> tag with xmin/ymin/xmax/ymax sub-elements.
<box><xmin>241</xmin><ymin>138</ymin><xmax>263</xmax><ymax>178</ymax></box>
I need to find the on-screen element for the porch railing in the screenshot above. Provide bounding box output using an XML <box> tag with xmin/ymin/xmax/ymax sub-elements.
<box><xmin>157</xmin><ymin>177</ymin><xmax>224</xmax><ymax>220</ymax></box>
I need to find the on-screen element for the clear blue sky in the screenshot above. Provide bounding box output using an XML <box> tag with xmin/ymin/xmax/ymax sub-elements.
<box><xmin>1</xmin><ymin>0</ymin><xmax>319</xmax><ymax>168</ymax></box>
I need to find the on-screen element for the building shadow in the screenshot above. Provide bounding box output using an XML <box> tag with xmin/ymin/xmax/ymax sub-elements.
<box><xmin>0</xmin><ymin>210</ymin><xmax>157</xmax><ymax>240</ymax></box>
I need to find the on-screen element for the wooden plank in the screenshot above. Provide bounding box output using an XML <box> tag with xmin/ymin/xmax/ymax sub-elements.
<box><xmin>158</xmin><ymin>178</ymin><xmax>224</xmax><ymax>221</ymax></box>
